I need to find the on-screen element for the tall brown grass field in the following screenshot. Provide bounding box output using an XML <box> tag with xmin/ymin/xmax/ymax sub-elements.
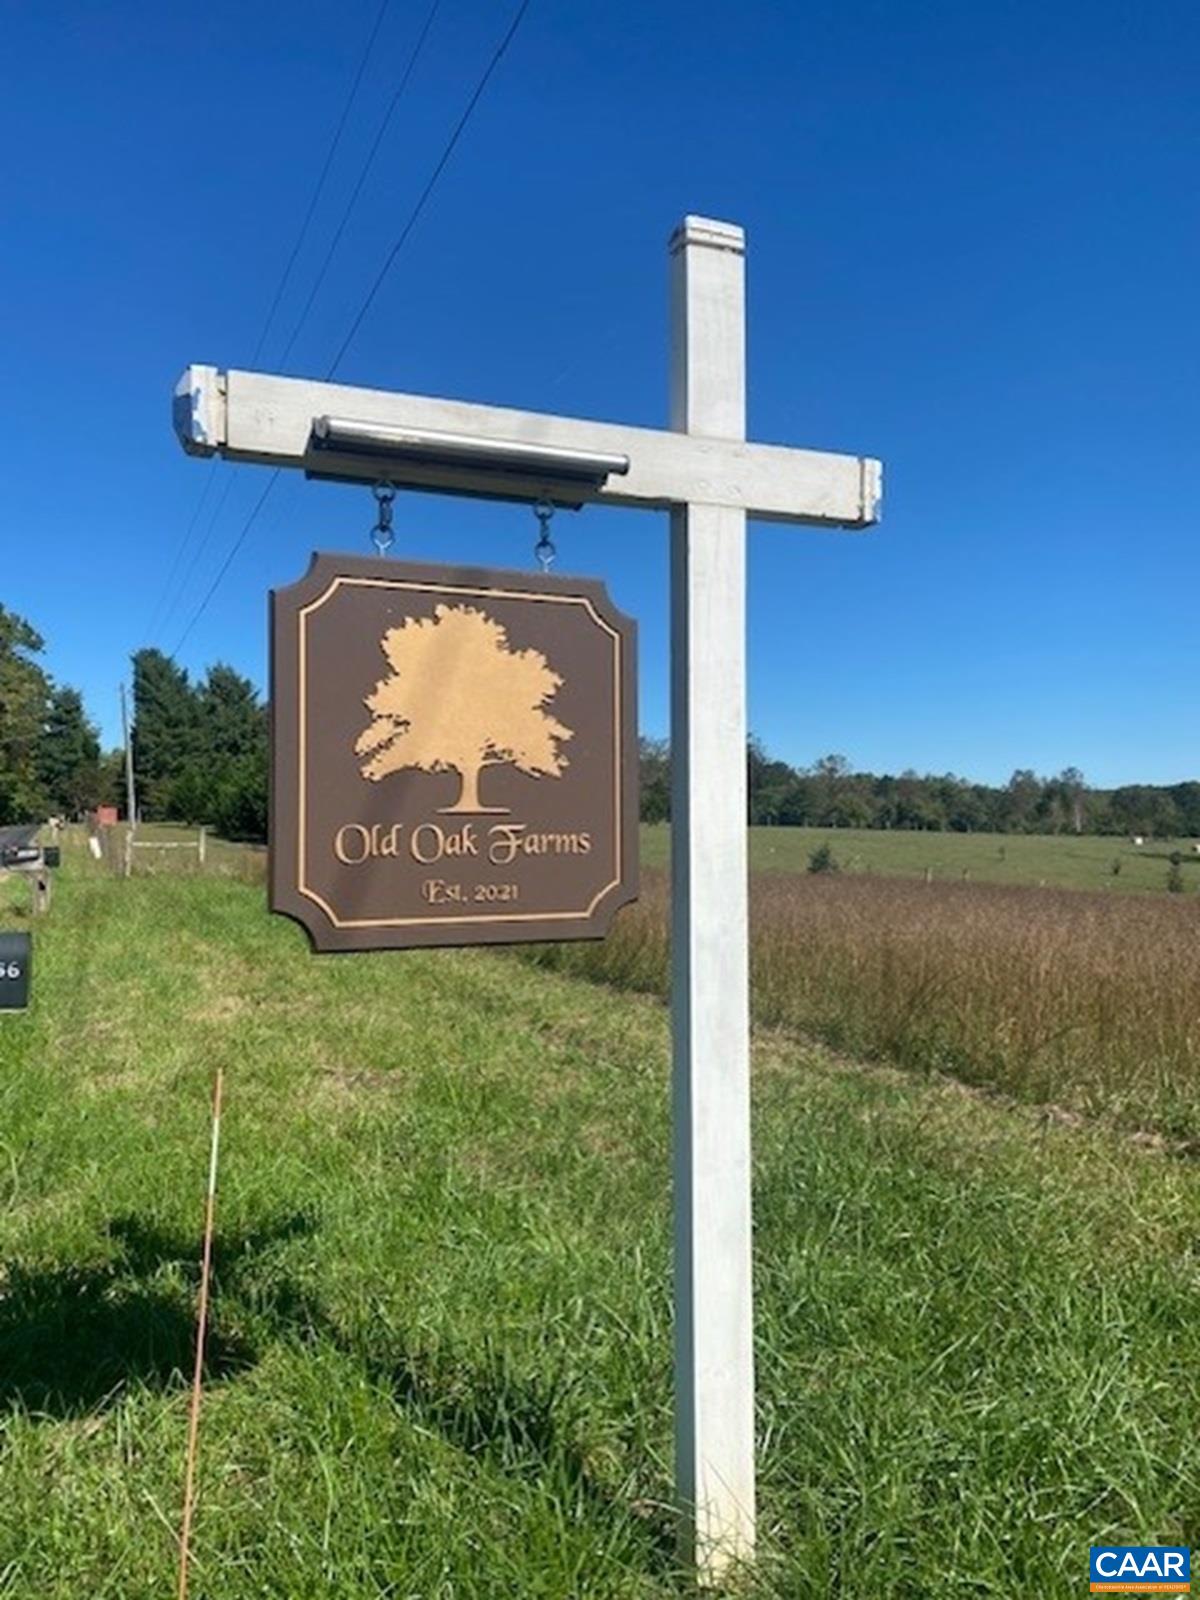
<box><xmin>527</xmin><ymin>867</ymin><xmax>1200</xmax><ymax>1139</ymax></box>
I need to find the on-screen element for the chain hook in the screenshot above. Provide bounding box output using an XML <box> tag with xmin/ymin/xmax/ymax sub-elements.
<box><xmin>371</xmin><ymin>481</ymin><xmax>396</xmax><ymax>555</ymax></box>
<box><xmin>533</xmin><ymin>498</ymin><xmax>556</xmax><ymax>572</ymax></box>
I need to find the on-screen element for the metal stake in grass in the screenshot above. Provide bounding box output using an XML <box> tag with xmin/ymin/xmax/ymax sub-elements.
<box><xmin>177</xmin><ymin>1065</ymin><xmax>224</xmax><ymax>1600</ymax></box>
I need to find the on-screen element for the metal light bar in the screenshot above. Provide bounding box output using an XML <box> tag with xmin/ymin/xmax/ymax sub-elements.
<box><xmin>311</xmin><ymin>415</ymin><xmax>631</xmax><ymax>487</ymax></box>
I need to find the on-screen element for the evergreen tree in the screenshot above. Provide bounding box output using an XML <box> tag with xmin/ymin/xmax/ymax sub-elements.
<box><xmin>131</xmin><ymin>660</ymin><xmax>270</xmax><ymax>837</ymax></box>
<box><xmin>212</xmin><ymin>745</ymin><xmax>268</xmax><ymax>842</ymax></box>
<box><xmin>38</xmin><ymin>686</ymin><xmax>101</xmax><ymax>816</ymax></box>
<box><xmin>200</xmin><ymin>664</ymin><xmax>265</xmax><ymax>764</ymax></box>
<box><xmin>131</xmin><ymin>649</ymin><xmax>199</xmax><ymax>817</ymax></box>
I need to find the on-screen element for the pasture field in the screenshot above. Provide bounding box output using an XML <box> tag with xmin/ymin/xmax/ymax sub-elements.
<box><xmin>118</xmin><ymin>820</ymin><xmax>1200</xmax><ymax>895</ymax></box>
<box><xmin>535</xmin><ymin>867</ymin><xmax>1200</xmax><ymax>1142</ymax></box>
<box><xmin>642</xmin><ymin>822</ymin><xmax>1200</xmax><ymax>894</ymax></box>
<box><xmin>0</xmin><ymin>837</ymin><xmax>1198</xmax><ymax>1596</ymax></box>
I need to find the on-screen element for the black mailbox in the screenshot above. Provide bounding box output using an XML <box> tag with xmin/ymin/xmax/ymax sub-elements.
<box><xmin>2</xmin><ymin>845</ymin><xmax>41</xmax><ymax>869</ymax></box>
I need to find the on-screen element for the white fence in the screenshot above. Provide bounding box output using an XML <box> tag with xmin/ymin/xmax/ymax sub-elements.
<box><xmin>124</xmin><ymin>827</ymin><xmax>207</xmax><ymax>878</ymax></box>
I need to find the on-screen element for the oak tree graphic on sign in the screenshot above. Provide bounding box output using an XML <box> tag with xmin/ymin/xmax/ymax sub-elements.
<box><xmin>355</xmin><ymin>603</ymin><xmax>573</xmax><ymax>813</ymax></box>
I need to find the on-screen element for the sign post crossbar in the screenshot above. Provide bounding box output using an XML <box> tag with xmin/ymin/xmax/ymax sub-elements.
<box><xmin>173</xmin><ymin>214</ymin><xmax>881</xmax><ymax>1584</ymax></box>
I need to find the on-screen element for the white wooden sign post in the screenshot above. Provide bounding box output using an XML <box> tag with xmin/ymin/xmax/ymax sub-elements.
<box><xmin>668</xmin><ymin>217</ymin><xmax>757</xmax><ymax>1569</ymax></box>
<box><xmin>174</xmin><ymin>214</ymin><xmax>881</xmax><ymax>1583</ymax></box>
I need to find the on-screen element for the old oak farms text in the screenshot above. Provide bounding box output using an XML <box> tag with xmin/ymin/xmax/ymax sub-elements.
<box><xmin>332</xmin><ymin>818</ymin><xmax>596</xmax><ymax>906</ymax></box>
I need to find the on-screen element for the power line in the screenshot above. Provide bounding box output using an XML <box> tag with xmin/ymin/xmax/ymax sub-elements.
<box><xmin>275</xmin><ymin>0</ymin><xmax>442</xmax><ymax>371</ymax></box>
<box><xmin>327</xmin><ymin>0</ymin><xmax>532</xmax><ymax>378</ymax></box>
<box><xmin>169</xmin><ymin>0</ymin><xmax>533</xmax><ymax>658</ymax></box>
<box><xmin>159</xmin><ymin>474</ymin><xmax>238</xmax><ymax>642</ymax></box>
<box><xmin>149</xmin><ymin>0</ymin><xmax>394</xmax><ymax>648</ymax></box>
<box><xmin>171</xmin><ymin>472</ymin><xmax>281</xmax><ymax>658</ymax></box>
<box><xmin>248</xmin><ymin>0</ymin><xmax>394</xmax><ymax>371</ymax></box>
<box><xmin>143</xmin><ymin>458</ymin><xmax>218</xmax><ymax>642</ymax></box>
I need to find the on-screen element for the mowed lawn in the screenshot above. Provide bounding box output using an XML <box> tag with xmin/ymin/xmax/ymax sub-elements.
<box><xmin>1</xmin><ymin>849</ymin><xmax>1198</xmax><ymax>1596</ymax></box>
<box><xmin>643</xmin><ymin>822</ymin><xmax>1200</xmax><ymax>894</ymax></box>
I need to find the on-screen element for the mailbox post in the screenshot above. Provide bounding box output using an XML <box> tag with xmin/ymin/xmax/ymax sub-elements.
<box><xmin>3</xmin><ymin>843</ymin><xmax>59</xmax><ymax>915</ymax></box>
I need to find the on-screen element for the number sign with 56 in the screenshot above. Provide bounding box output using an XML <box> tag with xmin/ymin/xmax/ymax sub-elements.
<box><xmin>0</xmin><ymin>932</ymin><xmax>31</xmax><ymax>1011</ymax></box>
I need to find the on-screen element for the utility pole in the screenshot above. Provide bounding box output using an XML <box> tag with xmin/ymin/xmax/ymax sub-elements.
<box><xmin>120</xmin><ymin>682</ymin><xmax>138</xmax><ymax>831</ymax></box>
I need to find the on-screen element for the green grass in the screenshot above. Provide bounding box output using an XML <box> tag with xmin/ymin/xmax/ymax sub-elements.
<box><xmin>642</xmin><ymin>822</ymin><xmax>1200</xmax><ymax>894</ymax></box>
<box><xmin>1</xmin><ymin>842</ymin><xmax>1198</xmax><ymax>1595</ymax></box>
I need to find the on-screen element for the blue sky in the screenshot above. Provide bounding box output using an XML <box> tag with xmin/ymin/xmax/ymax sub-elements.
<box><xmin>2</xmin><ymin>0</ymin><xmax>1196</xmax><ymax>787</ymax></box>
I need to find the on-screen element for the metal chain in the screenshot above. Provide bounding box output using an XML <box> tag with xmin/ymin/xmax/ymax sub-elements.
<box><xmin>533</xmin><ymin>499</ymin><xmax>556</xmax><ymax>572</ymax></box>
<box><xmin>371</xmin><ymin>482</ymin><xmax>396</xmax><ymax>555</ymax></box>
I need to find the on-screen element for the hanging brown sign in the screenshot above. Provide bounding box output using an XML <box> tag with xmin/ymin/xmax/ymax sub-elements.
<box><xmin>270</xmin><ymin>552</ymin><xmax>638</xmax><ymax>951</ymax></box>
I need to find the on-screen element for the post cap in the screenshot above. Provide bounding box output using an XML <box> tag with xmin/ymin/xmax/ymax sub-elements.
<box><xmin>669</xmin><ymin>216</ymin><xmax>746</xmax><ymax>255</ymax></box>
<box><xmin>173</xmin><ymin>364</ymin><xmax>224</xmax><ymax>456</ymax></box>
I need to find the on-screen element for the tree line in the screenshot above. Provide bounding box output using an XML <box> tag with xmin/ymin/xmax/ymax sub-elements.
<box><xmin>0</xmin><ymin>605</ymin><xmax>269</xmax><ymax>838</ymax></box>
<box><xmin>640</xmin><ymin>738</ymin><xmax>1200</xmax><ymax>838</ymax></box>
<box><xmin>3</xmin><ymin>601</ymin><xmax>1194</xmax><ymax>841</ymax></box>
